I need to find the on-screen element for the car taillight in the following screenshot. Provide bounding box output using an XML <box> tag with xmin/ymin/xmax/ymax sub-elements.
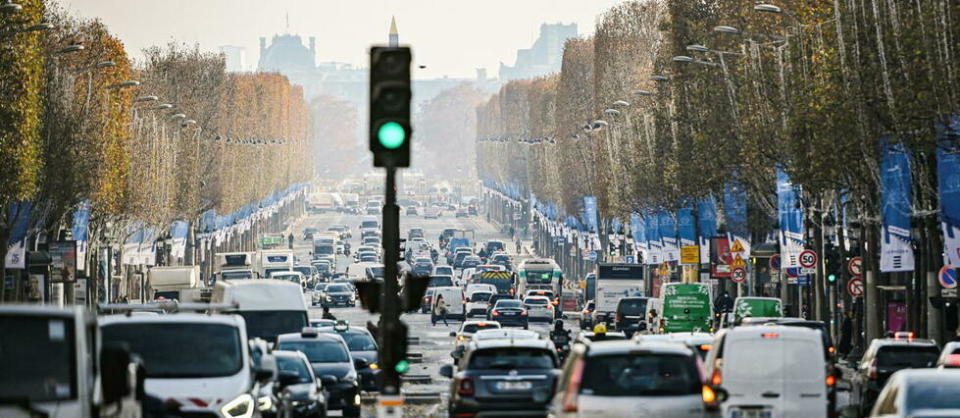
<box><xmin>944</xmin><ymin>354</ymin><xmax>960</xmax><ymax>368</ymax></box>
<box><xmin>826</xmin><ymin>374</ymin><xmax>836</xmax><ymax>387</ymax></box>
<box><xmin>702</xmin><ymin>385</ymin><xmax>717</xmax><ymax>403</ymax></box>
<box><xmin>456</xmin><ymin>376</ymin><xmax>475</xmax><ymax>396</ymax></box>
<box><xmin>868</xmin><ymin>359</ymin><xmax>877</xmax><ymax>380</ymax></box>
<box><xmin>562</xmin><ymin>358</ymin><xmax>585</xmax><ymax>412</ymax></box>
<box><xmin>520</xmin><ymin>311</ymin><xmax>528</xmax><ymax>315</ymax></box>
<box><xmin>615</xmin><ymin>313</ymin><xmax>623</xmax><ymax>322</ymax></box>
<box><xmin>711</xmin><ymin>369</ymin><xmax>722</xmax><ymax>386</ymax></box>
<box><xmin>492</xmin><ymin>311</ymin><xmax>499</xmax><ymax>316</ymax></box>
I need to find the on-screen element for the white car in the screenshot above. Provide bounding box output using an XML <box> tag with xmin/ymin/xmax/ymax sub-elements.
<box><xmin>449</xmin><ymin>320</ymin><xmax>502</xmax><ymax>360</ymax></box>
<box><xmin>424</xmin><ymin>207</ymin><xmax>441</xmax><ymax>219</ymax></box>
<box><xmin>269</xmin><ymin>271</ymin><xmax>305</xmax><ymax>289</ymax></box>
<box><xmin>523</xmin><ymin>296</ymin><xmax>555</xmax><ymax>323</ymax></box>
<box><xmin>551</xmin><ymin>340</ymin><xmax>705</xmax><ymax>417</ymax></box>
<box><xmin>704</xmin><ymin>325</ymin><xmax>828</xmax><ymax>417</ymax></box>
<box><xmin>464</xmin><ymin>289</ymin><xmax>494</xmax><ymax>318</ymax></box>
<box><xmin>870</xmin><ymin>369</ymin><xmax>960</xmax><ymax>417</ymax></box>
<box><xmin>433</xmin><ymin>265</ymin><xmax>455</xmax><ymax>277</ymax></box>
<box><xmin>431</xmin><ymin>286</ymin><xmax>466</xmax><ymax>320</ymax></box>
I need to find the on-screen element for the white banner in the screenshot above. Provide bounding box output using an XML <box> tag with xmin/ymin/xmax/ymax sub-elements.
<box><xmin>880</xmin><ymin>224</ymin><xmax>915</xmax><ymax>272</ymax></box>
<box><xmin>5</xmin><ymin>240</ymin><xmax>26</xmax><ymax>269</ymax></box>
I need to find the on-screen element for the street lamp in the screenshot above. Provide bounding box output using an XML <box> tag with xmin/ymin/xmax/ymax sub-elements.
<box><xmin>714</xmin><ymin>25</ymin><xmax>741</xmax><ymax>35</ymax></box>
<box><xmin>632</xmin><ymin>90</ymin><xmax>653</xmax><ymax>96</ymax></box>
<box><xmin>151</xmin><ymin>103</ymin><xmax>174</xmax><ymax>110</ymax></box>
<box><xmin>604</xmin><ymin>108</ymin><xmax>620</xmax><ymax>116</ymax></box>
<box><xmin>57</xmin><ymin>44</ymin><xmax>84</xmax><ymax>54</ymax></box>
<box><xmin>754</xmin><ymin>4</ymin><xmax>782</xmax><ymax>14</ymax></box>
<box><xmin>686</xmin><ymin>44</ymin><xmax>710</xmax><ymax>53</ymax></box>
<box><xmin>612</xmin><ymin>100</ymin><xmax>630</xmax><ymax>107</ymax></box>
<box><xmin>135</xmin><ymin>95</ymin><xmax>159</xmax><ymax>103</ymax></box>
<box><xmin>650</xmin><ymin>75</ymin><xmax>669</xmax><ymax>82</ymax></box>
<box><xmin>170</xmin><ymin>113</ymin><xmax>186</xmax><ymax>120</ymax></box>
<box><xmin>106</xmin><ymin>80</ymin><xmax>140</xmax><ymax>89</ymax></box>
<box><xmin>672</xmin><ymin>56</ymin><xmax>694</xmax><ymax>63</ymax></box>
<box><xmin>1</xmin><ymin>2</ymin><xmax>22</xmax><ymax>12</ymax></box>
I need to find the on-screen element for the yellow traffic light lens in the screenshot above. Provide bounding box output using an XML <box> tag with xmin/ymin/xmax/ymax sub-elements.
<box><xmin>378</xmin><ymin>122</ymin><xmax>406</xmax><ymax>149</ymax></box>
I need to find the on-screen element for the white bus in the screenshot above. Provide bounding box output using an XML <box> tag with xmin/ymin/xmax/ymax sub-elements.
<box><xmin>516</xmin><ymin>258</ymin><xmax>563</xmax><ymax>299</ymax></box>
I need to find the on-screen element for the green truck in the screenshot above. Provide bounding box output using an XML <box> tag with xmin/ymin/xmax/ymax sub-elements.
<box><xmin>730</xmin><ymin>296</ymin><xmax>782</xmax><ymax>325</ymax></box>
<box><xmin>660</xmin><ymin>282</ymin><xmax>713</xmax><ymax>333</ymax></box>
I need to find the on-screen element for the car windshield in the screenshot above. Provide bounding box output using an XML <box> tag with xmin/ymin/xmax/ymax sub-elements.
<box><xmin>293</xmin><ymin>267</ymin><xmax>312</xmax><ymax>276</ymax></box>
<box><xmin>469</xmin><ymin>347</ymin><xmax>554</xmax><ymax>369</ymax></box>
<box><xmin>276</xmin><ymin>355</ymin><xmax>313</xmax><ymax>384</ymax></box>
<box><xmin>525</xmin><ymin>298</ymin><xmax>549</xmax><ymax>305</ymax></box>
<box><xmin>367</xmin><ymin>267</ymin><xmax>385</xmax><ymax>278</ymax></box>
<box><xmin>102</xmin><ymin>323</ymin><xmax>242</xmax><ymax>378</ymax></box>
<box><xmin>619</xmin><ymin>299</ymin><xmax>648</xmax><ymax>316</ymax></box>
<box><xmin>580</xmin><ymin>354</ymin><xmax>700</xmax><ymax>396</ymax></box>
<box><xmin>0</xmin><ymin>316</ymin><xmax>76</xmax><ymax>401</ymax></box>
<box><xmin>277</xmin><ymin>340</ymin><xmax>350</xmax><ymax>363</ymax></box>
<box><xmin>470</xmin><ymin>292</ymin><xmax>492</xmax><ymax>302</ymax></box>
<box><xmin>221</xmin><ymin>271</ymin><xmax>253</xmax><ymax>280</ymax></box>
<box><xmin>496</xmin><ymin>300</ymin><xmax>522</xmax><ymax>309</ymax></box>
<box><xmin>905</xmin><ymin>379</ymin><xmax>960</xmax><ymax>413</ymax></box>
<box><xmin>235</xmin><ymin>311</ymin><xmax>308</xmax><ymax>343</ymax></box>
<box><xmin>361</xmin><ymin>221</ymin><xmax>378</xmax><ymax>229</ymax></box>
<box><xmin>339</xmin><ymin>332</ymin><xmax>377</xmax><ymax>351</ymax></box>
<box><xmin>463</xmin><ymin>323</ymin><xmax>499</xmax><ymax>333</ymax></box>
<box><xmin>429</xmin><ymin>276</ymin><xmax>454</xmax><ymax>287</ymax></box>
<box><xmin>435</xmin><ymin>267</ymin><xmax>453</xmax><ymax>274</ymax></box>
<box><xmin>876</xmin><ymin>346</ymin><xmax>939</xmax><ymax>368</ymax></box>
<box><xmin>326</xmin><ymin>284</ymin><xmax>350</xmax><ymax>293</ymax></box>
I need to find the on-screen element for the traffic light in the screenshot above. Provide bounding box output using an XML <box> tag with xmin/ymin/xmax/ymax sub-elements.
<box><xmin>369</xmin><ymin>46</ymin><xmax>412</xmax><ymax>168</ymax></box>
<box><xmin>825</xmin><ymin>244</ymin><xmax>841</xmax><ymax>283</ymax></box>
<box><xmin>378</xmin><ymin>319</ymin><xmax>409</xmax><ymax>389</ymax></box>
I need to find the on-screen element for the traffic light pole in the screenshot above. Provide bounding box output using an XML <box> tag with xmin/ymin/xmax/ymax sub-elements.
<box><xmin>378</xmin><ymin>166</ymin><xmax>405</xmax><ymax>415</ymax></box>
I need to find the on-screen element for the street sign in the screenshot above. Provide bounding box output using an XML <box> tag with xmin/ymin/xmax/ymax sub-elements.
<box><xmin>801</xmin><ymin>267</ymin><xmax>817</xmax><ymax>275</ymax></box>
<box><xmin>786</xmin><ymin>267</ymin><xmax>800</xmax><ymax>278</ymax></box>
<box><xmin>625</xmin><ymin>255</ymin><xmax>636</xmax><ymax>263</ymax></box>
<box><xmin>943</xmin><ymin>288</ymin><xmax>958</xmax><ymax>298</ymax></box>
<box><xmin>848</xmin><ymin>256</ymin><xmax>863</xmax><ymax>277</ymax></box>
<box><xmin>799</xmin><ymin>250</ymin><xmax>818</xmax><ymax>268</ymax></box>
<box><xmin>731</xmin><ymin>267</ymin><xmax>747</xmax><ymax>283</ymax></box>
<box><xmin>730</xmin><ymin>239</ymin><xmax>745</xmax><ymax>253</ymax></box>
<box><xmin>769</xmin><ymin>253</ymin><xmax>781</xmax><ymax>271</ymax></box>
<box><xmin>732</xmin><ymin>254</ymin><xmax>747</xmax><ymax>268</ymax></box>
<box><xmin>847</xmin><ymin>277</ymin><xmax>864</xmax><ymax>297</ymax></box>
<box><xmin>586</xmin><ymin>251</ymin><xmax>597</xmax><ymax>262</ymax></box>
<box><xmin>681</xmin><ymin>245</ymin><xmax>699</xmax><ymax>264</ymax></box>
<box><xmin>939</xmin><ymin>265</ymin><xmax>958</xmax><ymax>289</ymax></box>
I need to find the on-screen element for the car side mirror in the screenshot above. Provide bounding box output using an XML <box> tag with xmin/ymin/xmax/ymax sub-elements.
<box><xmin>320</xmin><ymin>374</ymin><xmax>338</xmax><ymax>386</ymax></box>
<box><xmin>439</xmin><ymin>364</ymin><xmax>454</xmax><ymax>378</ymax></box>
<box><xmin>101</xmin><ymin>342</ymin><xmax>137</xmax><ymax>405</ymax></box>
<box><xmin>255</xmin><ymin>355</ymin><xmax>278</xmax><ymax>383</ymax></box>
<box><xmin>353</xmin><ymin>357</ymin><xmax>370</xmax><ymax>369</ymax></box>
<box><xmin>278</xmin><ymin>370</ymin><xmax>300</xmax><ymax>387</ymax></box>
<box><xmin>449</xmin><ymin>331</ymin><xmax>457</xmax><ymax>337</ymax></box>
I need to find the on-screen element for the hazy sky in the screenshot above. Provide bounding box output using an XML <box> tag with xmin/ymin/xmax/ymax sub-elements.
<box><xmin>61</xmin><ymin>0</ymin><xmax>627</xmax><ymax>79</ymax></box>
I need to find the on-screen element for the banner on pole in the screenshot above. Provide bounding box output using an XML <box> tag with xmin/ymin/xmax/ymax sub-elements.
<box><xmin>646</xmin><ymin>215</ymin><xmax>662</xmax><ymax>265</ymax></box>
<box><xmin>630</xmin><ymin>214</ymin><xmax>647</xmax><ymax>263</ymax></box>
<box><xmin>697</xmin><ymin>198</ymin><xmax>717</xmax><ymax>265</ymax></box>
<box><xmin>938</xmin><ymin>117</ymin><xmax>960</xmax><ymax>267</ymax></box>
<box><xmin>880</xmin><ymin>140</ymin><xmax>914</xmax><ymax>272</ymax></box>
<box><xmin>776</xmin><ymin>167</ymin><xmax>805</xmax><ymax>268</ymax></box>
<box><xmin>659</xmin><ymin>212</ymin><xmax>679</xmax><ymax>262</ymax></box>
<box><xmin>724</xmin><ymin>180</ymin><xmax>751</xmax><ymax>259</ymax></box>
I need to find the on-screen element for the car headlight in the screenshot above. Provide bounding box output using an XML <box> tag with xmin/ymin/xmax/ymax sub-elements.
<box><xmin>292</xmin><ymin>400</ymin><xmax>311</xmax><ymax>407</ymax></box>
<box><xmin>344</xmin><ymin>370</ymin><xmax>358</xmax><ymax>382</ymax></box>
<box><xmin>256</xmin><ymin>395</ymin><xmax>273</xmax><ymax>412</ymax></box>
<box><xmin>220</xmin><ymin>393</ymin><xmax>255</xmax><ymax>418</ymax></box>
<box><xmin>325</xmin><ymin>296</ymin><xmax>332</xmax><ymax>301</ymax></box>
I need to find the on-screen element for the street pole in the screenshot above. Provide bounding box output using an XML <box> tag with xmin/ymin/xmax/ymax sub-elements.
<box><xmin>377</xmin><ymin>166</ymin><xmax>405</xmax><ymax>416</ymax></box>
<box><xmin>864</xmin><ymin>218</ymin><xmax>881</xmax><ymax>343</ymax></box>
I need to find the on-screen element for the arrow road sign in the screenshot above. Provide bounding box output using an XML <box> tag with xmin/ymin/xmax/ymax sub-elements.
<box><xmin>848</xmin><ymin>256</ymin><xmax>863</xmax><ymax>277</ymax></box>
<box><xmin>939</xmin><ymin>265</ymin><xmax>958</xmax><ymax>289</ymax></box>
<box><xmin>731</xmin><ymin>267</ymin><xmax>747</xmax><ymax>283</ymax></box>
<box><xmin>799</xmin><ymin>250</ymin><xmax>818</xmax><ymax>269</ymax></box>
<box><xmin>847</xmin><ymin>277</ymin><xmax>864</xmax><ymax>297</ymax></box>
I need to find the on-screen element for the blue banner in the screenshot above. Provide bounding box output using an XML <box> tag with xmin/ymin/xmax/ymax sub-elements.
<box><xmin>697</xmin><ymin>197</ymin><xmax>718</xmax><ymax>264</ymax></box>
<box><xmin>880</xmin><ymin>140</ymin><xmax>914</xmax><ymax>272</ymax></box>
<box><xmin>938</xmin><ymin>116</ymin><xmax>960</xmax><ymax>266</ymax></box>
<box><xmin>776</xmin><ymin>167</ymin><xmax>805</xmax><ymax>268</ymax></box>
<box><xmin>4</xmin><ymin>202</ymin><xmax>32</xmax><ymax>269</ymax></box>
<box><xmin>583</xmin><ymin>196</ymin><xmax>598</xmax><ymax>233</ymax></box>
<box><xmin>646</xmin><ymin>215</ymin><xmax>662</xmax><ymax>265</ymax></box>
<box><xmin>658</xmin><ymin>212</ymin><xmax>679</xmax><ymax>262</ymax></box>
<box><xmin>631</xmin><ymin>214</ymin><xmax>647</xmax><ymax>262</ymax></box>
<box><xmin>678</xmin><ymin>206</ymin><xmax>697</xmax><ymax>247</ymax></box>
<box><xmin>724</xmin><ymin>180</ymin><xmax>751</xmax><ymax>258</ymax></box>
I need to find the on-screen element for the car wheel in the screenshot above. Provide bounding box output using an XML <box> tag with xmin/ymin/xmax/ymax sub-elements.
<box><xmin>523</xmin><ymin>322</ymin><xmax>529</xmax><ymax>330</ymax></box>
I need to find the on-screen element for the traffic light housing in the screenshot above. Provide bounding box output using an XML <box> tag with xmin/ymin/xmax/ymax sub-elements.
<box><xmin>399</xmin><ymin>272</ymin><xmax>430</xmax><ymax>313</ymax></box>
<box><xmin>825</xmin><ymin>244</ymin><xmax>841</xmax><ymax>283</ymax></box>
<box><xmin>355</xmin><ymin>280</ymin><xmax>382</xmax><ymax>313</ymax></box>
<box><xmin>378</xmin><ymin>319</ymin><xmax>409</xmax><ymax>389</ymax></box>
<box><xmin>369</xmin><ymin>46</ymin><xmax>412</xmax><ymax>168</ymax></box>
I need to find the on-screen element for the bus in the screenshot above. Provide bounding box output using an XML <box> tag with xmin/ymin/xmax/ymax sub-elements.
<box><xmin>516</xmin><ymin>258</ymin><xmax>563</xmax><ymax>299</ymax></box>
<box><xmin>660</xmin><ymin>282</ymin><xmax>713</xmax><ymax>333</ymax></box>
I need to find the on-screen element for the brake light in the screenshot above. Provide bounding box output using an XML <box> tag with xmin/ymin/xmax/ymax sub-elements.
<box><xmin>699</xmin><ymin>344</ymin><xmax>711</xmax><ymax>351</ymax></box>
<box><xmin>944</xmin><ymin>354</ymin><xmax>960</xmax><ymax>368</ymax></box>
<box><xmin>711</xmin><ymin>370</ymin><xmax>722</xmax><ymax>386</ymax></box>
<box><xmin>492</xmin><ymin>311</ymin><xmax>499</xmax><ymax>316</ymax></box>
<box><xmin>828</xmin><ymin>346</ymin><xmax>836</xmax><ymax>354</ymax></box>
<box><xmin>562</xmin><ymin>358</ymin><xmax>585</xmax><ymax>412</ymax></box>
<box><xmin>894</xmin><ymin>331</ymin><xmax>914</xmax><ymax>341</ymax></box>
<box><xmin>826</xmin><ymin>374</ymin><xmax>836</xmax><ymax>387</ymax></box>
<box><xmin>702</xmin><ymin>385</ymin><xmax>717</xmax><ymax>403</ymax></box>
<box><xmin>457</xmin><ymin>377</ymin><xmax>475</xmax><ymax>396</ymax></box>
<box><xmin>521</xmin><ymin>311</ymin><xmax>528</xmax><ymax>315</ymax></box>
<box><xmin>761</xmin><ymin>333</ymin><xmax>780</xmax><ymax>339</ymax></box>
<box><xmin>868</xmin><ymin>359</ymin><xmax>878</xmax><ymax>380</ymax></box>
<box><xmin>615</xmin><ymin>313</ymin><xmax>623</xmax><ymax>322</ymax></box>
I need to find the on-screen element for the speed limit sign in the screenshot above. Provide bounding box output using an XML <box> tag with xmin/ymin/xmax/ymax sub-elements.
<box><xmin>732</xmin><ymin>267</ymin><xmax>747</xmax><ymax>283</ymax></box>
<box><xmin>799</xmin><ymin>250</ymin><xmax>818</xmax><ymax>269</ymax></box>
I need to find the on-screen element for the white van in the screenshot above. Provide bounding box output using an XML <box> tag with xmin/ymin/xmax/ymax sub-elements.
<box><xmin>464</xmin><ymin>284</ymin><xmax>497</xmax><ymax>318</ymax></box>
<box><xmin>211</xmin><ymin>279</ymin><xmax>309</xmax><ymax>343</ymax></box>
<box><xmin>100</xmin><ymin>313</ymin><xmax>269</xmax><ymax>417</ymax></box>
<box><xmin>705</xmin><ymin>325</ymin><xmax>829</xmax><ymax>417</ymax></box>
<box><xmin>269</xmin><ymin>271</ymin><xmax>305</xmax><ymax>289</ymax></box>
<box><xmin>432</xmin><ymin>286</ymin><xmax>466</xmax><ymax>320</ymax></box>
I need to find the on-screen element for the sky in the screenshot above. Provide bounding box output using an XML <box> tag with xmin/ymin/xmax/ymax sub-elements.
<box><xmin>61</xmin><ymin>0</ymin><xmax>627</xmax><ymax>79</ymax></box>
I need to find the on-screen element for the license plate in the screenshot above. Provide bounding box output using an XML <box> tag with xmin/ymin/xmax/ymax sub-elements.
<box><xmin>502</xmin><ymin>312</ymin><xmax>516</xmax><ymax>316</ymax></box>
<box><xmin>496</xmin><ymin>381</ymin><xmax>532</xmax><ymax>391</ymax></box>
<box><xmin>731</xmin><ymin>409</ymin><xmax>772</xmax><ymax>418</ymax></box>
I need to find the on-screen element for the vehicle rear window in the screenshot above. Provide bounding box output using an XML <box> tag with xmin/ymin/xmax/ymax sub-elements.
<box><xmin>618</xmin><ymin>299</ymin><xmax>648</xmax><ymax>316</ymax></box>
<box><xmin>429</xmin><ymin>276</ymin><xmax>454</xmax><ymax>287</ymax></box>
<box><xmin>0</xmin><ymin>316</ymin><xmax>76</xmax><ymax>401</ymax></box>
<box><xmin>470</xmin><ymin>292</ymin><xmax>492</xmax><ymax>302</ymax></box>
<box><xmin>326</xmin><ymin>284</ymin><xmax>350</xmax><ymax>293</ymax></box>
<box><xmin>725</xmin><ymin>338</ymin><xmax>823</xmax><ymax>381</ymax></box>
<box><xmin>277</xmin><ymin>340</ymin><xmax>350</xmax><ymax>363</ymax></box>
<box><xmin>581</xmin><ymin>354</ymin><xmax>700</xmax><ymax>396</ymax></box>
<box><xmin>463</xmin><ymin>323</ymin><xmax>500</xmax><ymax>333</ymax></box>
<box><xmin>469</xmin><ymin>347</ymin><xmax>555</xmax><ymax>369</ymax></box>
<box><xmin>876</xmin><ymin>346</ymin><xmax>940</xmax><ymax>368</ymax></box>
<box><xmin>905</xmin><ymin>379</ymin><xmax>960</xmax><ymax>413</ymax></box>
<box><xmin>525</xmin><ymin>298</ymin><xmax>549</xmax><ymax>305</ymax></box>
<box><xmin>496</xmin><ymin>300</ymin><xmax>522</xmax><ymax>309</ymax></box>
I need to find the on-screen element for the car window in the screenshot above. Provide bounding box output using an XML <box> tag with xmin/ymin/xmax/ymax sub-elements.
<box><xmin>429</xmin><ymin>276</ymin><xmax>454</xmax><ymax>287</ymax></box>
<box><xmin>905</xmin><ymin>379</ymin><xmax>960</xmax><ymax>413</ymax></box>
<box><xmin>496</xmin><ymin>300</ymin><xmax>522</xmax><ymax>309</ymax></box>
<box><xmin>469</xmin><ymin>347</ymin><xmax>554</xmax><ymax>369</ymax></box>
<box><xmin>876</xmin><ymin>346</ymin><xmax>940</xmax><ymax>368</ymax></box>
<box><xmin>277</xmin><ymin>340</ymin><xmax>350</xmax><ymax>363</ymax></box>
<box><xmin>524</xmin><ymin>297</ymin><xmax>549</xmax><ymax>305</ymax></box>
<box><xmin>0</xmin><ymin>316</ymin><xmax>77</xmax><ymax>401</ymax></box>
<box><xmin>326</xmin><ymin>284</ymin><xmax>350</xmax><ymax>293</ymax></box>
<box><xmin>102</xmin><ymin>323</ymin><xmax>242</xmax><ymax>378</ymax></box>
<box><xmin>470</xmin><ymin>292</ymin><xmax>492</xmax><ymax>302</ymax></box>
<box><xmin>462</xmin><ymin>323</ymin><xmax>500</xmax><ymax>333</ymax></box>
<box><xmin>276</xmin><ymin>355</ymin><xmax>313</xmax><ymax>384</ymax></box>
<box><xmin>618</xmin><ymin>299</ymin><xmax>647</xmax><ymax>316</ymax></box>
<box><xmin>340</xmin><ymin>332</ymin><xmax>377</xmax><ymax>351</ymax></box>
<box><xmin>580</xmin><ymin>354</ymin><xmax>700</xmax><ymax>396</ymax></box>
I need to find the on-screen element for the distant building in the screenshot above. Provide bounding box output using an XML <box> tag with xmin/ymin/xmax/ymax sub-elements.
<box><xmin>499</xmin><ymin>23</ymin><xmax>577</xmax><ymax>82</ymax></box>
<box><xmin>258</xmin><ymin>34</ymin><xmax>316</xmax><ymax>72</ymax></box>
<box><xmin>219</xmin><ymin>45</ymin><xmax>246</xmax><ymax>72</ymax></box>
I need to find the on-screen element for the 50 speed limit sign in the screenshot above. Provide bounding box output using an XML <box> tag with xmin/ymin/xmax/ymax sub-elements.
<box><xmin>799</xmin><ymin>250</ymin><xmax>818</xmax><ymax>269</ymax></box>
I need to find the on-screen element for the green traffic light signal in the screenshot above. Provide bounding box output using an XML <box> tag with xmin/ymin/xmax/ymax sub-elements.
<box><xmin>377</xmin><ymin>121</ymin><xmax>406</xmax><ymax>149</ymax></box>
<box><xmin>828</xmin><ymin>274</ymin><xmax>837</xmax><ymax>283</ymax></box>
<box><xmin>394</xmin><ymin>359</ymin><xmax>410</xmax><ymax>374</ymax></box>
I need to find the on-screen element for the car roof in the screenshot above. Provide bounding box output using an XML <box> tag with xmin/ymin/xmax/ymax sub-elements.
<box><xmin>277</xmin><ymin>331</ymin><xmax>344</xmax><ymax>343</ymax></box>
<box><xmin>100</xmin><ymin>312</ymin><xmax>243</xmax><ymax>326</ymax></box>
<box><xmin>473</xmin><ymin>337</ymin><xmax>555</xmax><ymax>350</ymax></box>
<box><xmin>273</xmin><ymin>350</ymin><xmax>310</xmax><ymax>361</ymax></box>
<box><xmin>724</xmin><ymin>324</ymin><xmax>822</xmax><ymax>339</ymax></box>
<box><xmin>473</xmin><ymin>329</ymin><xmax>540</xmax><ymax>340</ymax></box>
<box><xmin>523</xmin><ymin>296</ymin><xmax>550</xmax><ymax>301</ymax></box>
<box><xmin>868</xmin><ymin>337</ymin><xmax>939</xmax><ymax>348</ymax></box>
<box><xmin>892</xmin><ymin>368</ymin><xmax>960</xmax><ymax>382</ymax></box>
<box><xmin>586</xmin><ymin>340</ymin><xmax>695</xmax><ymax>356</ymax></box>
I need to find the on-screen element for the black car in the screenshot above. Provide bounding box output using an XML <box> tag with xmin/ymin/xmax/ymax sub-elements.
<box><xmin>320</xmin><ymin>283</ymin><xmax>356</xmax><ymax>308</ymax></box>
<box><xmin>420</xmin><ymin>288</ymin><xmax>436</xmax><ymax>314</ymax></box>
<box><xmin>488</xmin><ymin>299</ymin><xmax>528</xmax><ymax>328</ymax></box>
<box><xmin>440</xmin><ymin>338</ymin><xmax>559</xmax><ymax>416</ymax></box>
<box><xmin>491</xmin><ymin>253</ymin><xmax>512</xmax><ymax>271</ymax></box>
<box><xmin>318</xmin><ymin>324</ymin><xmax>380</xmax><ymax>392</ymax></box>
<box><xmin>273</xmin><ymin>350</ymin><xmax>328</xmax><ymax>418</ymax></box>
<box><xmin>613</xmin><ymin>297</ymin><xmax>650</xmax><ymax>338</ymax></box>
<box><xmin>854</xmin><ymin>334</ymin><xmax>940</xmax><ymax>415</ymax></box>
<box><xmin>276</xmin><ymin>329</ymin><xmax>362</xmax><ymax>416</ymax></box>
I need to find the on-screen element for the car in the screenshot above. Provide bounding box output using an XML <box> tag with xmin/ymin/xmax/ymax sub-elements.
<box><xmin>937</xmin><ymin>341</ymin><xmax>960</xmax><ymax>368</ymax></box>
<box><xmin>273</xmin><ymin>350</ymin><xmax>328</xmax><ymax>418</ymax></box>
<box><xmin>293</xmin><ymin>265</ymin><xmax>319</xmax><ymax>283</ymax></box>
<box><xmin>440</xmin><ymin>338</ymin><xmax>559</xmax><ymax>416</ymax></box>
<box><xmin>869</xmin><ymin>369</ymin><xmax>960</xmax><ymax>417</ymax></box>
<box><xmin>485</xmin><ymin>293</ymin><xmax>515</xmax><ymax>316</ymax></box>
<box><xmin>461</xmin><ymin>255</ymin><xmax>482</xmax><ymax>270</ymax></box>
<box><xmin>633</xmin><ymin>332</ymin><xmax>713</xmax><ymax>360</ymax></box>
<box><xmin>740</xmin><ymin>317</ymin><xmax>837</xmax><ymax>363</ymax></box>
<box><xmin>613</xmin><ymin>296</ymin><xmax>651</xmax><ymax>337</ymax></box>
<box><xmin>468</xmin><ymin>206</ymin><xmax>478</xmax><ymax>216</ymax></box>
<box><xmin>412</xmin><ymin>258</ymin><xmax>434</xmax><ymax>276</ymax></box>
<box><xmin>420</xmin><ymin>288</ymin><xmax>436</xmax><ymax>314</ymax></box>
<box><xmin>471</xmin><ymin>328</ymin><xmax>541</xmax><ymax>343</ymax></box>
<box><xmin>704</xmin><ymin>325</ymin><xmax>830</xmax><ymax>417</ymax></box>
<box><xmin>271</xmin><ymin>271</ymin><xmax>307</xmax><ymax>289</ymax></box>
<box><xmin>320</xmin><ymin>283</ymin><xmax>356</xmax><ymax>308</ymax></box>
<box><xmin>579</xmin><ymin>301</ymin><xmax>595</xmax><ymax>330</ymax></box>
<box><xmin>854</xmin><ymin>332</ymin><xmax>940</xmax><ymax>415</ymax></box>
<box><xmin>574</xmin><ymin>329</ymin><xmax>628</xmax><ymax>343</ymax></box>
<box><xmin>485</xmin><ymin>240</ymin><xmax>506</xmax><ymax>255</ymax></box>
<box><xmin>455</xmin><ymin>208</ymin><xmax>468</xmax><ymax>218</ymax></box>
<box><xmin>488</xmin><ymin>299</ymin><xmax>528</xmax><ymax>328</ymax></box>
<box><xmin>431</xmin><ymin>286</ymin><xmax>466</xmax><ymax>321</ymax></box>
<box><xmin>302</xmin><ymin>227</ymin><xmax>319</xmax><ymax>241</ymax></box>
<box><xmin>433</xmin><ymin>265</ymin><xmax>454</xmax><ymax>277</ymax></box>
<box><xmin>450</xmin><ymin>320</ymin><xmax>502</xmax><ymax>360</ymax></box>
<box><xmin>424</xmin><ymin>207</ymin><xmax>441</xmax><ymax>219</ymax></box>
<box><xmin>358</xmin><ymin>254</ymin><xmax>379</xmax><ymax>263</ymax></box>
<box><xmin>276</xmin><ymin>328</ymin><xmax>362</xmax><ymax>416</ymax></box>
<box><xmin>318</xmin><ymin>323</ymin><xmax>380</xmax><ymax>392</ymax></box>
<box><xmin>405</xmin><ymin>206</ymin><xmax>418</xmax><ymax>215</ymax></box>
<box><xmin>428</xmin><ymin>275</ymin><xmax>455</xmax><ymax>288</ymax></box>
<box><xmin>407</xmin><ymin>227</ymin><xmax>424</xmax><ymax>239</ymax></box>
<box><xmin>465</xmin><ymin>290</ymin><xmax>494</xmax><ymax>318</ymax></box>
<box><xmin>523</xmin><ymin>296</ymin><xmax>554</xmax><ymax>323</ymax></box>
<box><xmin>212</xmin><ymin>280</ymin><xmax>310</xmax><ymax>343</ymax></box>
<box><xmin>551</xmin><ymin>340</ymin><xmax>707</xmax><ymax>418</ymax></box>
<box><xmin>362</xmin><ymin>237</ymin><xmax>381</xmax><ymax>247</ymax></box>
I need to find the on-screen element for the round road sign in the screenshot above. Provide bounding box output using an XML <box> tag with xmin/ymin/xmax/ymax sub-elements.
<box><xmin>732</xmin><ymin>267</ymin><xmax>747</xmax><ymax>283</ymax></box>
<box><xmin>847</xmin><ymin>277</ymin><xmax>864</xmax><ymax>297</ymax></box>
<box><xmin>848</xmin><ymin>256</ymin><xmax>863</xmax><ymax>277</ymax></box>
<box><xmin>786</xmin><ymin>267</ymin><xmax>800</xmax><ymax>278</ymax></box>
<box><xmin>939</xmin><ymin>265</ymin><xmax>958</xmax><ymax>289</ymax></box>
<box><xmin>799</xmin><ymin>250</ymin><xmax>818</xmax><ymax>269</ymax></box>
<box><xmin>769</xmin><ymin>254</ymin><xmax>781</xmax><ymax>271</ymax></box>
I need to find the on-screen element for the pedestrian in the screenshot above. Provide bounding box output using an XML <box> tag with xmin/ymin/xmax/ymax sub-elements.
<box><xmin>322</xmin><ymin>306</ymin><xmax>337</xmax><ymax>320</ymax></box>
<box><xmin>509</xmin><ymin>226</ymin><xmax>515</xmax><ymax>239</ymax></box>
<box><xmin>838</xmin><ymin>311</ymin><xmax>853</xmax><ymax>356</ymax></box>
<box><xmin>287</xmin><ymin>233</ymin><xmax>294</xmax><ymax>249</ymax></box>
<box><xmin>714</xmin><ymin>291</ymin><xmax>734</xmax><ymax>314</ymax></box>
<box><xmin>433</xmin><ymin>295</ymin><xmax>449</xmax><ymax>326</ymax></box>
<box><xmin>516</xmin><ymin>239</ymin><xmax>522</xmax><ymax>255</ymax></box>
